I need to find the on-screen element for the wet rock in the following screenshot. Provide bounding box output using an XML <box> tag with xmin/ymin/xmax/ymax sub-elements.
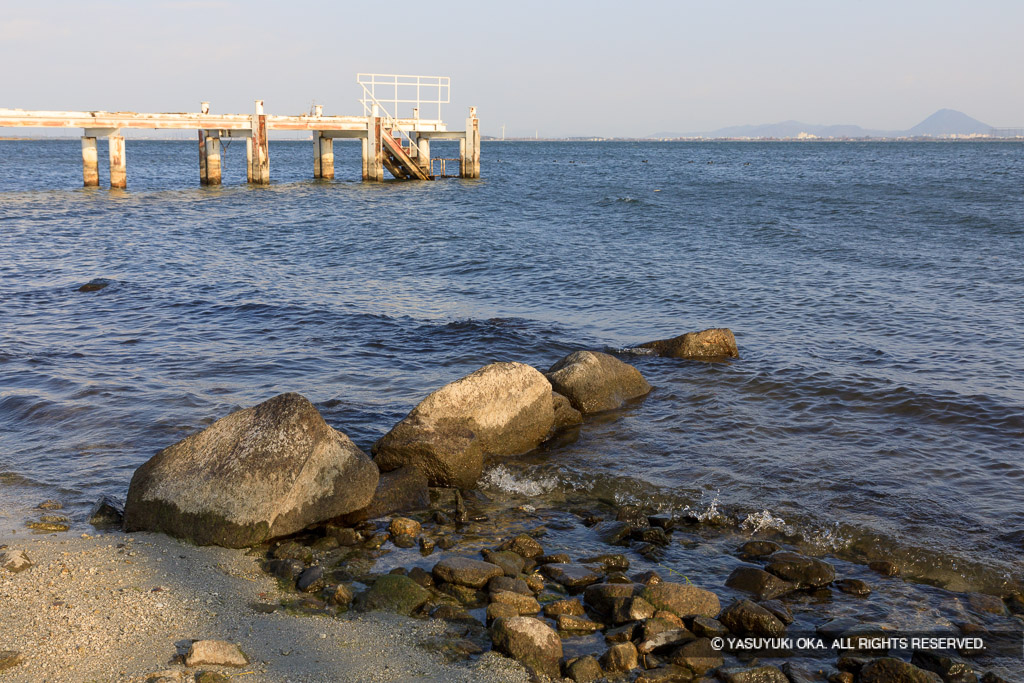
<box><xmin>758</xmin><ymin>600</ymin><xmax>793</xmax><ymax>625</ymax></box>
<box><xmin>0</xmin><ymin>651</ymin><xmax>23</xmax><ymax>672</ymax></box>
<box><xmin>634</xmin><ymin>570</ymin><xmax>662</xmax><ymax>586</ymax></box>
<box><xmin>601</xmin><ymin>641</ymin><xmax>639</xmax><ymax>673</ymax></box>
<box><xmin>764</xmin><ymin>551</ymin><xmax>835</xmax><ymax>589</ymax></box>
<box><xmin>364</xmin><ymin>531</ymin><xmax>389</xmax><ymax>549</ymax></box>
<box><xmin>354</xmin><ymin>573</ymin><xmax>431</xmax><ymax>615</ymax></box>
<box><xmin>407</xmin><ymin>566</ymin><xmax>433</xmax><ymax>588</ymax></box>
<box><xmin>541</xmin><ymin>563</ymin><xmax>601</xmax><ymax>592</ymax></box>
<box><xmin>640</xmin><ymin>328</ymin><xmax>739</xmax><ymax>360</ymax></box>
<box><xmin>87</xmin><ymin>495</ymin><xmax>124</xmax><ymax>527</ymax></box>
<box><xmin>489</xmin><ymin>576</ymin><xmax>532</xmax><ymax>595</ymax></box>
<box><xmin>641</xmin><ymin>581</ymin><xmax>721</xmax><ymax>620</ymax></box>
<box><xmin>726</xmin><ymin>566</ymin><xmax>797</xmax><ymax>600</ymax></box>
<box><xmin>311</xmin><ymin>536</ymin><xmax>339</xmax><ymax>551</ymax></box>
<box><xmin>546</xmin><ymin>350</ymin><xmax>652</xmax><ymax>414</ymax></box>
<box><xmin>605</xmin><ymin>622</ymin><xmax>642</xmax><ymax>644</ymax></box>
<box><xmin>439</xmin><ymin>582</ymin><xmax>488</xmax><ymax>607</ymax></box>
<box><xmin>431</xmin><ymin>604</ymin><xmax>476</xmax><ymax>623</ymax></box>
<box><xmin>638</xmin><ymin>629</ymin><xmax>695</xmax><ymax>654</ymax></box>
<box><xmin>737</xmin><ymin>540</ymin><xmax>781</xmax><ymax>561</ymax></box>
<box><xmin>373</xmin><ymin>362</ymin><xmax>555</xmax><ymax>488</ymax></box>
<box><xmin>859</xmin><ymin>658</ymin><xmax>941</xmax><ymax>683</ymax></box>
<box><xmin>537</xmin><ymin>552</ymin><xmax>571</xmax><ymax>565</ymax></box>
<box><xmin>911</xmin><ymin>650</ymin><xmax>977</xmax><ymax>683</ymax></box>
<box><xmin>490</xmin><ymin>616</ymin><xmax>563</xmax><ymax>680</ymax></box>
<box><xmin>296</xmin><ymin>566</ymin><xmax>325</xmax><ymax>593</ymax></box>
<box><xmin>77</xmin><ymin>279</ymin><xmax>111</xmax><ymax>292</ymax></box>
<box><xmin>835</xmin><ymin>578</ymin><xmax>872</xmax><ymax>596</ymax></box>
<box><xmin>125</xmin><ymin>393</ymin><xmax>377</xmax><ymax>547</ymax></box>
<box><xmin>565</xmin><ymin>655</ymin><xmax>603</xmax><ymax>682</ymax></box>
<box><xmin>552</xmin><ymin>391</ymin><xmax>584</xmax><ymax>431</ymax></box>
<box><xmin>544</xmin><ymin>598</ymin><xmax>585</xmax><ymax>617</ymax></box>
<box><xmin>980</xmin><ymin>674</ymin><xmax>1010</xmax><ymax>683</ymax></box>
<box><xmin>692</xmin><ymin>616</ymin><xmax>728</xmax><ymax>638</ymax></box>
<box><xmin>390</xmin><ymin>533</ymin><xmax>415</xmax><ymax>548</ymax></box>
<box><xmin>266</xmin><ymin>558</ymin><xmax>304</xmax><ymax>582</ymax></box>
<box><xmin>584</xmin><ymin>582</ymin><xmax>638</xmax><ymax>617</ymax></box>
<box><xmin>432</xmin><ymin>557</ymin><xmax>504</xmax><ymax>589</ymax></box>
<box><xmin>482</xmin><ymin>549</ymin><xmax>526</xmax><ymax>577</ymax></box>
<box><xmin>830</xmin><ymin>674</ymin><xmax>855</xmax><ymax>683</ymax></box>
<box><xmin>717</xmin><ymin>665</ymin><xmax>789</xmax><ymax>683</ymax></box>
<box><xmin>868</xmin><ymin>560</ymin><xmax>900</xmax><ymax>576</ymax></box>
<box><xmin>487</xmin><ymin>602</ymin><xmax>520</xmax><ymax>623</ymax></box>
<box><xmin>0</xmin><ymin>549</ymin><xmax>32</xmax><ymax>573</ymax></box>
<box><xmin>388</xmin><ymin>517</ymin><xmax>421</xmax><ymax>538</ymax></box>
<box><xmin>37</xmin><ymin>499</ymin><xmax>63</xmax><ymax>510</ymax></box>
<box><xmin>558</xmin><ymin>614</ymin><xmax>604</xmax><ymax>632</ymax></box>
<box><xmin>719</xmin><ymin>599</ymin><xmax>786</xmax><ymax>637</ymax></box>
<box><xmin>184</xmin><ymin>640</ymin><xmax>249</xmax><ymax>667</ymax></box>
<box><xmin>781</xmin><ymin>662</ymin><xmax>818</xmax><ymax>683</ymax></box>
<box><xmin>419</xmin><ymin>537</ymin><xmax>435</xmax><ymax>554</ymax></box>
<box><xmin>634</xmin><ymin>526</ymin><xmax>671</xmax><ymax>546</ymax></box>
<box><xmin>325</xmin><ymin>525</ymin><xmax>360</xmax><ymax>546</ymax></box>
<box><xmin>491</xmin><ymin>590</ymin><xmax>541</xmax><ymax>615</ymax></box>
<box><xmin>341</xmin><ymin>466</ymin><xmax>430</xmax><ymax>525</ymax></box>
<box><xmin>27</xmin><ymin>520</ymin><xmax>70</xmax><ymax>532</ymax></box>
<box><xmin>965</xmin><ymin>593</ymin><xmax>1007</xmax><ymax>616</ymax></box>
<box><xmin>617</xmin><ymin>505</ymin><xmax>651</xmax><ymax>526</ymax></box>
<box><xmin>580</xmin><ymin>553</ymin><xmax>630</xmax><ymax>571</ymax></box>
<box><xmin>669</xmin><ymin>637</ymin><xmax>723</xmax><ymax>676</ymax></box>
<box><xmin>328</xmin><ymin>584</ymin><xmax>353</xmax><ymax>607</ymax></box>
<box><xmin>599</xmin><ymin>521</ymin><xmax>636</xmax><ymax>546</ymax></box>
<box><xmin>499</xmin><ymin>533</ymin><xmax>545</xmax><ymax>559</ymax></box>
<box><xmin>273</xmin><ymin>540</ymin><xmax>313</xmax><ymax>564</ymax></box>
<box><xmin>1005</xmin><ymin>593</ymin><xmax>1024</xmax><ymax>616</ymax></box>
<box><xmin>637</xmin><ymin>665</ymin><xmax>696</xmax><ymax>682</ymax></box>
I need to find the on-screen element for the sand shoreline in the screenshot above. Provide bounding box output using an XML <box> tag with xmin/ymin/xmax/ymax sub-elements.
<box><xmin>0</xmin><ymin>530</ymin><xmax>530</xmax><ymax>682</ymax></box>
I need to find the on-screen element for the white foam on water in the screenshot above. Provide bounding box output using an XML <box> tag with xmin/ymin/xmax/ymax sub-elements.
<box><xmin>740</xmin><ymin>509</ymin><xmax>792</xmax><ymax>534</ymax></box>
<box><xmin>479</xmin><ymin>465</ymin><xmax>558</xmax><ymax>497</ymax></box>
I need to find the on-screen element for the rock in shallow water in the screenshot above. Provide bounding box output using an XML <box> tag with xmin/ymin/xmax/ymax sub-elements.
<box><xmin>432</xmin><ymin>557</ymin><xmax>504</xmax><ymax>589</ymax></box>
<box><xmin>124</xmin><ymin>393</ymin><xmax>378</xmax><ymax>548</ymax></box>
<box><xmin>354</xmin><ymin>574</ymin><xmax>431</xmax><ymax>615</ymax></box>
<box><xmin>764</xmin><ymin>551</ymin><xmax>835</xmax><ymax>589</ymax></box>
<box><xmin>640</xmin><ymin>581</ymin><xmax>721</xmax><ymax>620</ymax></box>
<box><xmin>639</xmin><ymin>328</ymin><xmax>739</xmax><ymax>360</ymax></box>
<box><xmin>726</xmin><ymin>566</ymin><xmax>796</xmax><ymax>600</ymax></box>
<box><xmin>546</xmin><ymin>350</ymin><xmax>651</xmax><ymax>414</ymax></box>
<box><xmin>88</xmin><ymin>495</ymin><xmax>124</xmax><ymax>527</ymax></box>
<box><xmin>373</xmin><ymin>362</ymin><xmax>555</xmax><ymax>488</ymax></box>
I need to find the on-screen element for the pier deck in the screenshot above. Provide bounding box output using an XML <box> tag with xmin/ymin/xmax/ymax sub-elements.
<box><xmin>0</xmin><ymin>74</ymin><xmax>480</xmax><ymax>187</ymax></box>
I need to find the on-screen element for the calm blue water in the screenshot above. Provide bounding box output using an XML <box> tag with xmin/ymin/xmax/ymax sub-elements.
<box><xmin>2</xmin><ymin>139</ymin><xmax>1023</xmax><ymax>597</ymax></box>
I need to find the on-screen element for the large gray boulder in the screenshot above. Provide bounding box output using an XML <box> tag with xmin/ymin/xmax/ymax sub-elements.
<box><xmin>639</xmin><ymin>328</ymin><xmax>739</xmax><ymax>360</ymax></box>
<box><xmin>124</xmin><ymin>393</ymin><xmax>378</xmax><ymax>548</ymax></box>
<box><xmin>372</xmin><ymin>362</ymin><xmax>554</xmax><ymax>488</ymax></box>
<box><xmin>546</xmin><ymin>351</ymin><xmax>651</xmax><ymax>414</ymax></box>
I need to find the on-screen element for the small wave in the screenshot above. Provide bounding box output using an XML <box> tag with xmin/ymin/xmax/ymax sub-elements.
<box><xmin>740</xmin><ymin>509</ymin><xmax>792</xmax><ymax>534</ymax></box>
<box><xmin>479</xmin><ymin>464</ymin><xmax>559</xmax><ymax>497</ymax></box>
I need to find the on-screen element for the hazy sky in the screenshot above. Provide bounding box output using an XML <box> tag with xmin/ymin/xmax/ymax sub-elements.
<box><xmin>3</xmin><ymin>0</ymin><xmax>1023</xmax><ymax>137</ymax></box>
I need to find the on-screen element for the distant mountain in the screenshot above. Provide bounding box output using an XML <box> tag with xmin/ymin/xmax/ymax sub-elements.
<box><xmin>906</xmin><ymin>109</ymin><xmax>991</xmax><ymax>136</ymax></box>
<box><xmin>650</xmin><ymin>109</ymin><xmax>991</xmax><ymax>139</ymax></box>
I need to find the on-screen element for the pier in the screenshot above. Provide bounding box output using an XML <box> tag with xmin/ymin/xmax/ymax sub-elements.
<box><xmin>0</xmin><ymin>74</ymin><xmax>480</xmax><ymax>188</ymax></box>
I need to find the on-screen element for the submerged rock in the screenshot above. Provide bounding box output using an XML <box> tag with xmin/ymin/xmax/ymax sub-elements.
<box><xmin>764</xmin><ymin>551</ymin><xmax>835</xmax><ymax>589</ymax></box>
<box><xmin>354</xmin><ymin>574</ymin><xmax>431</xmax><ymax>615</ymax></box>
<box><xmin>551</xmin><ymin>391</ymin><xmax>584</xmax><ymax>431</ymax></box>
<box><xmin>725</xmin><ymin>566</ymin><xmax>796</xmax><ymax>600</ymax></box>
<box><xmin>719</xmin><ymin>599</ymin><xmax>786</xmax><ymax>637</ymax></box>
<box><xmin>639</xmin><ymin>328</ymin><xmax>739</xmax><ymax>360</ymax></box>
<box><xmin>124</xmin><ymin>393</ymin><xmax>378</xmax><ymax>547</ymax></box>
<box><xmin>373</xmin><ymin>362</ymin><xmax>555</xmax><ymax>488</ymax></box>
<box><xmin>490</xmin><ymin>616</ymin><xmax>563</xmax><ymax>680</ymax></box>
<box><xmin>546</xmin><ymin>350</ymin><xmax>651</xmax><ymax>414</ymax></box>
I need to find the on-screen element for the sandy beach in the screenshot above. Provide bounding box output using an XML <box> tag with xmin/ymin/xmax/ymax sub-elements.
<box><xmin>0</xmin><ymin>530</ymin><xmax>530</xmax><ymax>683</ymax></box>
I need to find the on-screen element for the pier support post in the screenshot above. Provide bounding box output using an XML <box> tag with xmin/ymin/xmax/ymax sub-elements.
<box><xmin>198</xmin><ymin>130</ymin><xmax>208</xmax><ymax>184</ymax></box>
<box><xmin>462</xmin><ymin>106</ymin><xmax>480</xmax><ymax>179</ymax></box>
<box><xmin>108</xmin><ymin>135</ymin><xmax>126</xmax><ymax>188</ymax></box>
<box><xmin>246</xmin><ymin>137</ymin><xmax>253</xmax><ymax>183</ymax></box>
<box><xmin>416</xmin><ymin>135</ymin><xmax>430</xmax><ymax>175</ymax></box>
<box><xmin>204</xmin><ymin>132</ymin><xmax>222</xmax><ymax>185</ymax></box>
<box><xmin>81</xmin><ymin>136</ymin><xmax>99</xmax><ymax>187</ymax></box>
<box><xmin>319</xmin><ymin>134</ymin><xmax>334</xmax><ymax>179</ymax></box>
<box><xmin>250</xmin><ymin>100</ymin><xmax>269</xmax><ymax>184</ymax></box>
<box><xmin>363</xmin><ymin>116</ymin><xmax>383</xmax><ymax>181</ymax></box>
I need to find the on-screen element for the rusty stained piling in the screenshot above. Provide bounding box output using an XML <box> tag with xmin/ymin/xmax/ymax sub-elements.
<box><xmin>362</xmin><ymin>114</ymin><xmax>384</xmax><ymax>181</ymax></box>
<box><xmin>204</xmin><ymin>132</ymin><xmax>222</xmax><ymax>185</ymax></box>
<box><xmin>108</xmin><ymin>135</ymin><xmax>126</xmax><ymax>188</ymax></box>
<box><xmin>249</xmin><ymin>100</ymin><xmax>269</xmax><ymax>184</ymax></box>
<box><xmin>314</xmin><ymin>133</ymin><xmax>334</xmax><ymax>179</ymax></box>
<box><xmin>80</xmin><ymin>137</ymin><xmax>99</xmax><ymax>186</ymax></box>
<box><xmin>461</xmin><ymin>107</ymin><xmax>480</xmax><ymax>179</ymax></box>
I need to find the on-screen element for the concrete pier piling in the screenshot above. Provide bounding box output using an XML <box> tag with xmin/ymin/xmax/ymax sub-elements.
<box><xmin>0</xmin><ymin>73</ymin><xmax>477</xmax><ymax>187</ymax></box>
<box><xmin>81</xmin><ymin>137</ymin><xmax>99</xmax><ymax>186</ymax></box>
<box><xmin>108</xmin><ymin>135</ymin><xmax>126</xmax><ymax>188</ymax></box>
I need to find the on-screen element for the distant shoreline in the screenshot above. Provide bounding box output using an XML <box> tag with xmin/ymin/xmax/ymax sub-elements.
<box><xmin>3</xmin><ymin>135</ymin><xmax>1022</xmax><ymax>143</ymax></box>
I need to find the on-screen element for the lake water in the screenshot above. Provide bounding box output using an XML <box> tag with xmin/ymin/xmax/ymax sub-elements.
<box><xmin>2</xmin><ymin>139</ymin><xmax>1023</xmax><ymax>607</ymax></box>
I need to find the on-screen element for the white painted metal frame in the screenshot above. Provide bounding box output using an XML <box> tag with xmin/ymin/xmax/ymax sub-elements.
<box><xmin>357</xmin><ymin>73</ymin><xmax>449</xmax><ymax>122</ymax></box>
